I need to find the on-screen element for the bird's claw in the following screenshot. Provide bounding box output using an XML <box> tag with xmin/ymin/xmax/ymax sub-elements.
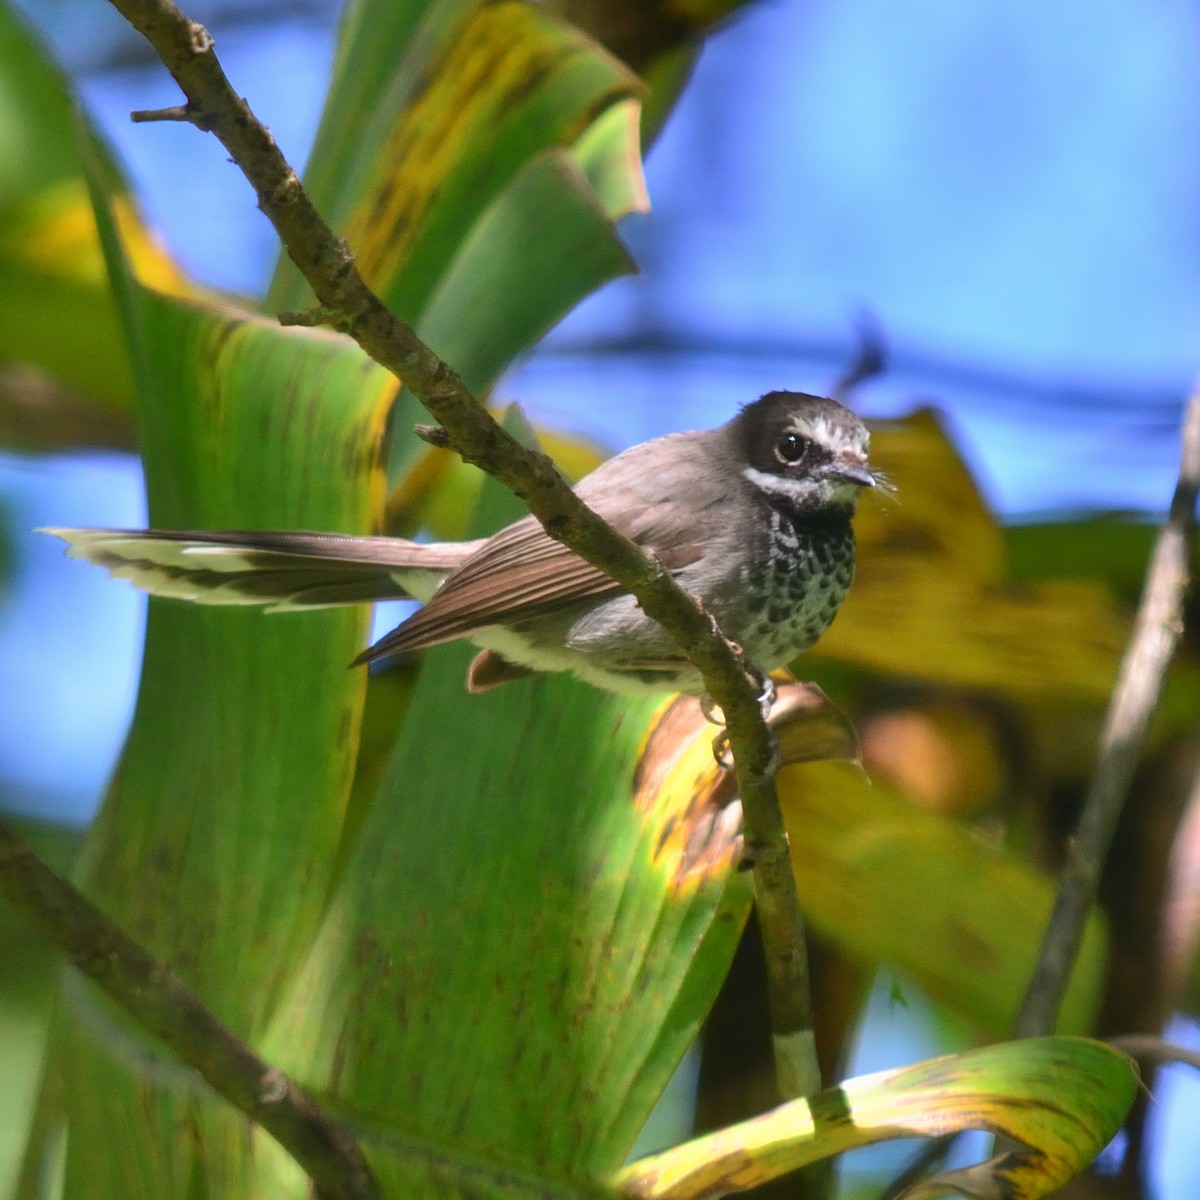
<box><xmin>711</xmin><ymin>728</ymin><xmax>735</xmax><ymax>770</ymax></box>
<box><xmin>710</xmin><ymin>723</ymin><xmax>781</xmax><ymax>779</ymax></box>
<box><xmin>747</xmin><ymin>665</ymin><xmax>777</xmax><ymax>719</ymax></box>
<box><xmin>703</xmin><ymin>665</ymin><xmax>779</xmax><ymax>770</ymax></box>
<box><xmin>700</xmin><ymin>665</ymin><xmax>776</xmax><ymax>728</ymax></box>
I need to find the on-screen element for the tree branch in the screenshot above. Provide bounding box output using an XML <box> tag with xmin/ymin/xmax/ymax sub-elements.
<box><xmin>0</xmin><ymin>363</ymin><xmax>137</xmax><ymax>454</ymax></box>
<box><xmin>1108</xmin><ymin>1035</ymin><xmax>1200</xmax><ymax>1072</ymax></box>
<box><xmin>97</xmin><ymin>0</ymin><xmax>820</xmax><ymax>1099</ymax></box>
<box><xmin>1014</xmin><ymin>385</ymin><xmax>1200</xmax><ymax>1037</ymax></box>
<box><xmin>0</xmin><ymin>819</ymin><xmax>380</xmax><ymax>1200</ymax></box>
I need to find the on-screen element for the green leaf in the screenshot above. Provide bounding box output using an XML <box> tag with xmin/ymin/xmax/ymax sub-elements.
<box><xmin>542</xmin><ymin>0</ymin><xmax>755</xmax><ymax>144</ymax></box>
<box><xmin>1004</xmin><ymin>513</ymin><xmax>1200</xmax><ymax>742</ymax></box>
<box><xmin>614</xmin><ymin>688</ymin><xmax>1103</xmax><ymax>1036</ymax></box>
<box><xmin>409</xmin><ymin>414</ymin><xmax>608</xmax><ymax>542</ymax></box>
<box><xmin>260</xmin><ymin>656</ymin><xmax>751</xmax><ymax>1185</ymax></box>
<box><xmin>572</xmin><ymin>99</ymin><xmax>648</xmax><ymax>220</ymax></box>
<box><xmin>269</xmin><ymin>1</ymin><xmax>651</xmax><ymax>492</ymax></box>
<box><xmin>399</xmin><ymin>148</ymin><xmax>635</xmax><ymax>478</ymax></box>
<box><xmin>0</xmin><ymin>1</ymin><xmax>192</xmax><ymax>428</ymax></box>
<box><xmin>0</xmin><ymin>818</ymin><xmax>80</xmax><ymax>1200</ymax></box>
<box><xmin>778</xmin><ymin>761</ymin><xmax>1106</xmax><ymax>1035</ymax></box>
<box><xmin>619</xmin><ymin>1038</ymin><xmax>1136</xmax><ymax>1200</ymax></box>
<box><xmin>1006</xmin><ymin>515</ymin><xmax>1161</xmax><ymax>598</ymax></box>
<box><xmin>27</xmin><ymin>138</ymin><xmax>396</xmax><ymax>1198</ymax></box>
<box><xmin>0</xmin><ymin>5</ymin><xmax>119</xmax><ymax>207</ymax></box>
<box><xmin>268</xmin><ymin>0</ymin><xmax>643</xmax><ymax>323</ymax></box>
<box><xmin>76</xmin><ymin>298</ymin><xmax>393</xmax><ymax>1029</ymax></box>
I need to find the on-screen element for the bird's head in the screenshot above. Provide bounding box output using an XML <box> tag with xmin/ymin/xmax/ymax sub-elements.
<box><xmin>732</xmin><ymin>391</ymin><xmax>877</xmax><ymax>512</ymax></box>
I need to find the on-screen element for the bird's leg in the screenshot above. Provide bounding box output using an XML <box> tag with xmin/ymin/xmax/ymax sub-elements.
<box><xmin>702</xmin><ymin>665</ymin><xmax>779</xmax><ymax>772</ymax></box>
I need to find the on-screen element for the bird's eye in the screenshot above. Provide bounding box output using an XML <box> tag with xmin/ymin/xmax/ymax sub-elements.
<box><xmin>775</xmin><ymin>432</ymin><xmax>812</xmax><ymax>465</ymax></box>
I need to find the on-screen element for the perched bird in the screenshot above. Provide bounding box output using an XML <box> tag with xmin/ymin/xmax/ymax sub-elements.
<box><xmin>44</xmin><ymin>391</ymin><xmax>876</xmax><ymax>696</ymax></box>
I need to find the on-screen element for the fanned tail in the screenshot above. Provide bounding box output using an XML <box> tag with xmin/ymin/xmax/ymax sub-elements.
<box><xmin>40</xmin><ymin>528</ymin><xmax>475</xmax><ymax>610</ymax></box>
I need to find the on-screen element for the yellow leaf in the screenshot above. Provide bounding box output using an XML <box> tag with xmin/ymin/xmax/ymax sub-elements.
<box><xmin>2</xmin><ymin>179</ymin><xmax>192</xmax><ymax>296</ymax></box>
<box><xmin>619</xmin><ymin>1038</ymin><xmax>1136</xmax><ymax>1200</ymax></box>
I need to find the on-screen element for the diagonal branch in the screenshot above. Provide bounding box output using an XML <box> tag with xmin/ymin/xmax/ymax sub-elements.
<box><xmin>0</xmin><ymin>818</ymin><xmax>380</xmax><ymax>1200</ymax></box>
<box><xmin>96</xmin><ymin>0</ymin><xmax>820</xmax><ymax>1099</ymax></box>
<box><xmin>1015</xmin><ymin>385</ymin><xmax>1200</xmax><ymax>1037</ymax></box>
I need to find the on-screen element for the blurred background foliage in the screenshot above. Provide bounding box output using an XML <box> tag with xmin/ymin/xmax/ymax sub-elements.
<box><xmin>0</xmin><ymin>0</ymin><xmax>1197</xmax><ymax>1198</ymax></box>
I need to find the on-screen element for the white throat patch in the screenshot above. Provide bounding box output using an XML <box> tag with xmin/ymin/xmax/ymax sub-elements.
<box><xmin>742</xmin><ymin>466</ymin><xmax>814</xmax><ymax>502</ymax></box>
<box><xmin>743</xmin><ymin>465</ymin><xmax>860</xmax><ymax>508</ymax></box>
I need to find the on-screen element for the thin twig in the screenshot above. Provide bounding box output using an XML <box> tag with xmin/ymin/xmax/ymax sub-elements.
<box><xmin>0</xmin><ymin>819</ymin><xmax>380</xmax><ymax>1200</ymax></box>
<box><xmin>413</xmin><ymin>423</ymin><xmax>453</xmax><ymax>449</ymax></box>
<box><xmin>130</xmin><ymin>104</ymin><xmax>193</xmax><ymax>122</ymax></box>
<box><xmin>99</xmin><ymin>0</ymin><xmax>820</xmax><ymax>1098</ymax></box>
<box><xmin>1015</xmin><ymin>386</ymin><xmax>1200</xmax><ymax>1037</ymax></box>
<box><xmin>830</xmin><ymin>310</ymin><xmax>886</xmax><ymax>402</ymax></box>
<box><xmin>1108</xmin><ymin>1034</ymin><xmax>1200</xmax><ymax>1073</ymax></box>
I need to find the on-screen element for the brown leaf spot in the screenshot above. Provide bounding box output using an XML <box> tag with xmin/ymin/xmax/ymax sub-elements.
<box><xmin>631</xmin><ymin>678</ymin><xmax>861</xmax><ymax>888</ymax></box>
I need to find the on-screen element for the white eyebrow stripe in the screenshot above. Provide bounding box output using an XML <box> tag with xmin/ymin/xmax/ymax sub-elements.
<box><xmin>794</xmin><ymin>413</ymin><xmax>865</xmax><ymax>451</ymax></box>
<box><xmin>780</xmin><ymin>415</ymin><xmax>863</xmax><ymax>454</ymax></box>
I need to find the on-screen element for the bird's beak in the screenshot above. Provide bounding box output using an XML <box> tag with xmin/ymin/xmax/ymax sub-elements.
<box><xmin>825</xmin><ymin>455</ymin><xmax>876</xmax><ymax>488</ymax></box>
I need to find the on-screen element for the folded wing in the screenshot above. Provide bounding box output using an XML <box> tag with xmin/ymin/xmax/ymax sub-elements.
<box><xmin>358</xmin><ymin>472</ymin><xmax>709</xmax><ymax>665</ymax></box>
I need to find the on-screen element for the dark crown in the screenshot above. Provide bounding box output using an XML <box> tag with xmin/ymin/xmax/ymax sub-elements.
<box><xmin>730</xmin><ymin>391</ymin><xmax>868</xmax><ymax>475</ymax></box>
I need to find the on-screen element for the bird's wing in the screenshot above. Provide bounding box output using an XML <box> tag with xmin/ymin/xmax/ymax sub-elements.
<box><xmin>359</xmin><ymin>438</ymin><xmax>715</xmax><ymax>664</ymax></box>
<box><xmin>41</xmin><ymin>528</ymin><xmax>476</xmax><ymax>609</ymax></box>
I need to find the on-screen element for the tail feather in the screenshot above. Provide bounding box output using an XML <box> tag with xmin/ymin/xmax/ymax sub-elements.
<box><xmin>40</xmin><ymin>528</ymin><xmax>474</xmax><ymax>609</ymax></box>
